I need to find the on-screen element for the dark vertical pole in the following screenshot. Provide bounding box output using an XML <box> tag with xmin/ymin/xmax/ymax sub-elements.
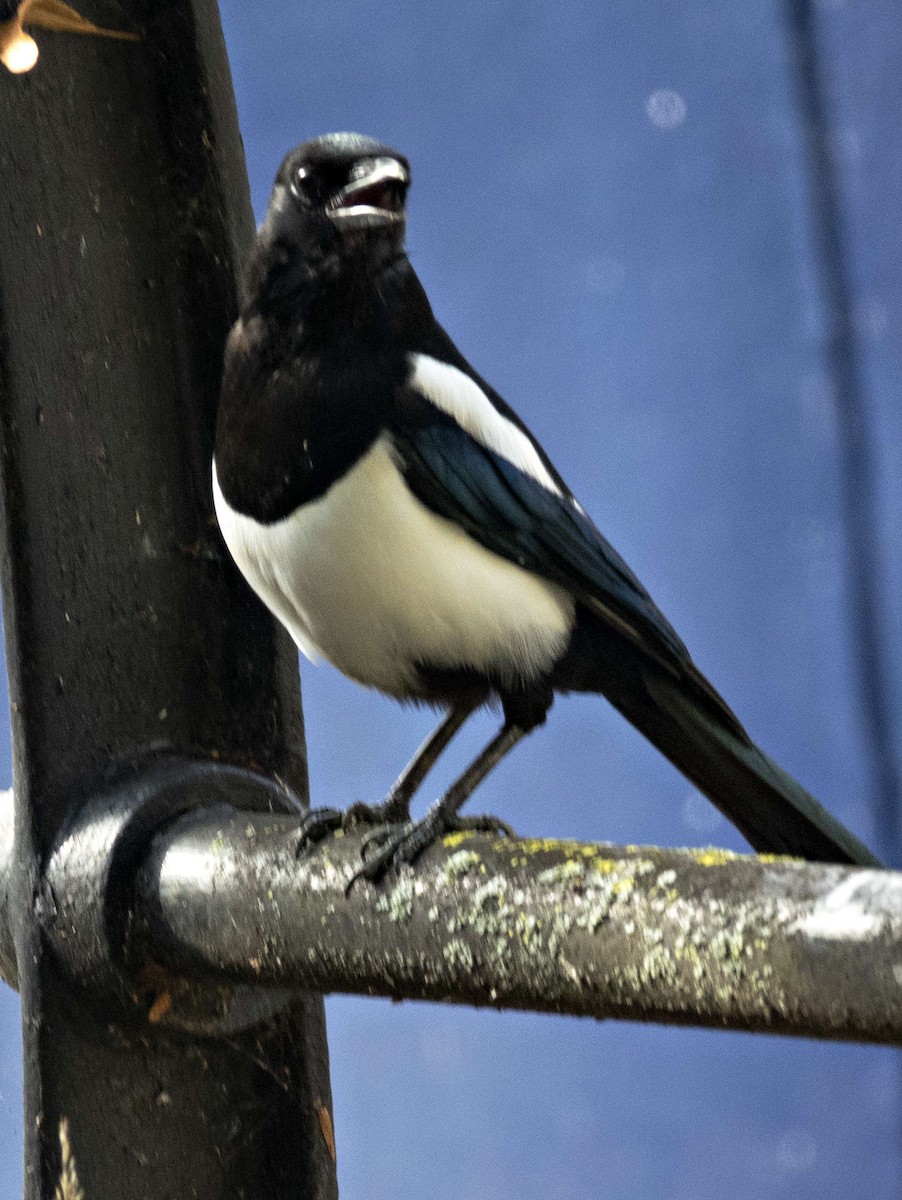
<box><xmin>0</xmin><ymin>3</ymin><xmax>337</xmax><ymax>1197</ymax></box>
<box><xmin>783</xmin><ymin>0</ymin><xmax>902</xmax><ymax>863</ymax></box>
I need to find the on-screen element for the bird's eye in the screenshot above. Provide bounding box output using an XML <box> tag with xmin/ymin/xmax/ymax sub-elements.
<box><xmin>291</xmin><ymin>163</ymin><xmax>349</xmax><ymax>209</ymax></box>
<box><xmin>292</xmin><ymin>165</ymin><xmax>326</xmax><ymax>207</ymax></box>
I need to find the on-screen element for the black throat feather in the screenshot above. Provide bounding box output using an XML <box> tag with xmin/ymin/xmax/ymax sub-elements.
<box><xmin>215</xmin><ymin>230</ymin><xmax>427</xmax><ymax>524</ymax></box>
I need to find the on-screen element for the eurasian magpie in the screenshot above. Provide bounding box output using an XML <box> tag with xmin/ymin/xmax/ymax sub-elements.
<box><xmin>213</xmin><ymin>131</ymin><xmax>879</xmax><ymax>879</ymax></box>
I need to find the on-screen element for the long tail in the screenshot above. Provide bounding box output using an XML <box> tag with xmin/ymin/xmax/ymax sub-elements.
<box><xmin>643</xmin><ymin>669</ymin><xmax>880</xmax><ymax>865</ymax></box>
<box><xmin>564</xmin><ymin>624</ymin><xmax>881</xmax><ymax>866</ymax></box>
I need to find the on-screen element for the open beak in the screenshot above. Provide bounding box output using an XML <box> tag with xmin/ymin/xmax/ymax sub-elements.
<box><xmin>327</xmin><ymin>157</ymin><xmax>409</xmax><ymax>229</ymax></box>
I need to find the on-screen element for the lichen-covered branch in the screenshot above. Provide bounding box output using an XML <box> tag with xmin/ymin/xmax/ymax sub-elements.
<box><xmin>1</xmin><ymin>783</ymin><xmax>899</xmax><ymax>1044</ymax></box>
<box><xmin>120</xmin><ymin>806</ymin><xmax>902</xmax><ymax>1044</ymax></box>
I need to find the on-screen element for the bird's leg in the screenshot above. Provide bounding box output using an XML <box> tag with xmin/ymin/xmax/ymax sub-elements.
<box><xmin>295</xmin><ymin>700</ymin><xmax>478</xmax><ymax>853</ymax></box>
<box><xmin>347</xmin><ymin>698</ymin><xmax>480</xmax><ymax>824</ymax></box>
<box><xmin>348</xmin><ymin>720</ymin><xmax>528</xmax><ymax>887</ymax></box>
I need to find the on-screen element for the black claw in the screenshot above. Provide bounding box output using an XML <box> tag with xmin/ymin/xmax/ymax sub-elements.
<box><xmin>294</xmin><ymin>807</ymin><xmax>344</xmax><ymax>858</ymax></box>
<box><xmin>343</xmin><ymin>822</ymin><xmax>410</xmax><ymax>893</ymax></box>
<box><xmin>358</xmin><ymin>820</ymin><xmax>407</xmax><ymax>855</ymax></box>
<box><xmin>450</xmin><ymin>814</ymin><xmax>517</xmax><ymax>839</ymax></box>
<box><xmin>339</xmin><ymin>807</ymin><xmax>515</xmax><ymax>893</ymax></box>
<box><xmin>296</xmin><ymin>795</ymin><xmax>415</xmax><ymax>863</ymax></box>
<box><xmin>344</xmin><ymin>797</ymin><xmax>409</xmax><ymax>827</ymax></box>
<box><xmin>343</xmin><ymin>808</ymin><xmax>517</xmax><ymax>892</ymax></box>
<box><xmin>345</xmin><ymin>810</ymin><xmax>451</xmax><ymax>892</ymax></box>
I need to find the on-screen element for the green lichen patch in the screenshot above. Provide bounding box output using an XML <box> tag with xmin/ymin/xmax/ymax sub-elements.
<box><xmin>375</xmin><ymin>873</ymin><xmax>416</xmax><ymax>923</ymax></box>
<box><xmin>443</xmin><ymin>938</ymin><xmax>475</xmax><ymax>972</ymax></box>
<box><xmin>443</xmin><ymin>849</ymin><xmax>482</xmax><ymax>883</ymax></box>
<box><xmin>536</xmin><ymin>860</ymin><xmax>585</xmax><ymax>886</ymax></box>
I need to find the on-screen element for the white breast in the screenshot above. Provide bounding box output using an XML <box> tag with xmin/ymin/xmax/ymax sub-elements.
<box><xmin>212</xmin><ymin>438</ymin><xmax>575</xmax><ymax>698</ymax></box>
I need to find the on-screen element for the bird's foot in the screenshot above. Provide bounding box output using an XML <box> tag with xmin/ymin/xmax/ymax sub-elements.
<box><xmin>345</xmin><ymin>807</ymin><xmax>516</xmax><ymax>892</ymax></box>
<box><xmin>446</xmin><ymin>813</ymin><xmax>517</xmax><ymax>839</ymax></box>
<box><xmin>295</xmin><ymin>796</ymin><xmax>411</xmax><ymax>858</ymax></box>
<box><xmin>294</xmin><ymin>807</ymin><xmax>344</xmax><ymax>856</ymax></box>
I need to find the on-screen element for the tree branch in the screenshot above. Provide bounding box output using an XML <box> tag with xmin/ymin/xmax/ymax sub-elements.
<box><xmin>129</xmin><ymin>806</ymin><xmax>902</xmax><ymax>1044</ymax></box>
<box><xmin>2</xmin><ymin>784</ymin><xmax>898</xmax><ymax>1043</ymax></box>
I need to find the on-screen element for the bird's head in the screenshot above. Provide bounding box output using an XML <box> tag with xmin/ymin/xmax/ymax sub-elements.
<box><xmin>266</xmin><ymin>132</ymin><xmax>410</xmax><ymax>265</ymax></box>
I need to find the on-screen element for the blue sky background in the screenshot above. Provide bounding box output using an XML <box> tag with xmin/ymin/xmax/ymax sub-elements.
<box><xmin>2</xmin><ymin>0</ymin><xmax>902</xmax><ymax>1195</ymax></box>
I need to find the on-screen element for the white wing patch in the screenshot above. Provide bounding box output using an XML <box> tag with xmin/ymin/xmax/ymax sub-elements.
<box><xmin>409</xmin><ymin>353</ymin><xmax>562</xmax><ymax>495</ymax></box>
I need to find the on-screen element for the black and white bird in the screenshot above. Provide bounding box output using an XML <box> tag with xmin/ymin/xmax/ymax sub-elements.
<box><xmin>213</xmin><ymin>131</ymin><xmax>878</xmax><ymax>879</ymax></box>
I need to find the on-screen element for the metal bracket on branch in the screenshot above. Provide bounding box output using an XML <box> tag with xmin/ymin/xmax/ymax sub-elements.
<box><xmin>39</xmin><ymin>757</ymin><xmax>301</xmax><ymax>1036</ymax></box>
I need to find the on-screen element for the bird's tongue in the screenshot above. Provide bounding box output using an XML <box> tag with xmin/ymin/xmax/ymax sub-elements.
<box><xmin>340</xmin><ymin>180</ymin><xmax>402</xmax><ymax>213</ymax></box>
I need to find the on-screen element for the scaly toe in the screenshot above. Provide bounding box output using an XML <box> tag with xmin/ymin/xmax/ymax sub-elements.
<box><xmin>294</xmin><ymin>807</ymin><xmax>344</xmax><ymax>858</ymax></box>
<box><xmin>345</xmin><ymin>811</ymin><xmax>452</xmax><ymax>892</ymax></box>
<box><xmin>344</xmin><ymin>824</ymin><xmax>413</xmax><ymax>893</ymax></box>
<box><xmin>447</xmin><ymin>814</ymin><xmax>517</xmax><ymax>839</ymax></box>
